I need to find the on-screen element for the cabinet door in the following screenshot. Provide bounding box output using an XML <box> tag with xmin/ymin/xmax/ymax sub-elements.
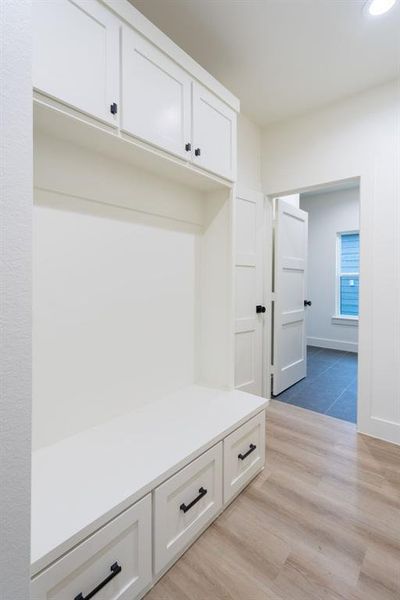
<box><xmin>33</xmin><ymin>0</ymin><xmax>120</xmax><ymax>126</ymax></box>
<box><xmin>121</xmin><ymin>26</ymin><xmax>191</xmax><ymax>159</ymax></box>
<box><xmin>192</xmin><ymin>83</ymin><xmax>237</xmax><ymax>181</ymax></box>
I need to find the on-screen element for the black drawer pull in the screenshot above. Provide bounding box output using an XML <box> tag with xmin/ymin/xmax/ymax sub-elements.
<box><xmin>180</xmin><ymin>487</ymin><xmax>207</xmax><ymax>513</ymax></box>
<box><xmin>238</xmin><ymin>443</ymin><xmax>256</xmax><ymax>461</ymax></box>
<box><xmin>74</xmin><ymin>562</ymin><xmax>122</xmax><ymax>600</ymax></box>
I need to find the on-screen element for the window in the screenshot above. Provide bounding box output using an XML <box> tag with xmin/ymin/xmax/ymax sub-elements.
<box><xmin>337</xmin><ymin>232</ymin><xmax>359</xmax><ymax>317</ymax></box>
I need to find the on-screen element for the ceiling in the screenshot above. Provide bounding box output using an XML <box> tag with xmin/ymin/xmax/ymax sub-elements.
<box><xmin>129</xmin><ymin>0</ymin><xmax>400</xmax><ymax>126</ymax></box>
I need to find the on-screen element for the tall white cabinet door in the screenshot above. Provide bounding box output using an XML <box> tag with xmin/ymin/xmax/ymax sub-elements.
<box><xmin>192</xmin><ymin>83</ymin><xmax>237</xmax><ymax>181</ymax></box>
<box><xmin>273</xmin><ymin>199</ymin><xmax>308</xmax><ymax>395</ymax></box>
<box><xmin>33</xmin><ymin>0</ymin><xmax>120</xmax><ymax>126</ymax></box>
<box><xmin>121</xmin><ymin>27</ymin><xmax>192</xmax><ymax>159</ymax></box>
<box><xmin>234</xmin><ymin>189</ymin><xmax>265</xmax><ymax>396</ymax></box>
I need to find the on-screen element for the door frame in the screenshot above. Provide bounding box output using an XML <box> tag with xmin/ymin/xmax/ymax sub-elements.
<box><xmin>263</xmin><ymin>194</ymin><xmax>273</xmax><ymax>399</ymax></box>
<box><xmin>264</xmin><ymin>177</ymin><xmax>362</xmax><ymax>429</ymax></box>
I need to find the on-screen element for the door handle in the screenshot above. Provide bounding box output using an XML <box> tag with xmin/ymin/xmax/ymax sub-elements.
<box><xmin>304</xmin><ymin>300</ymin><xmax>312</xmax><ymax>307</ymax></box>
<box><xmin>256</xmin><ymin>305</ymin><xmax>266</xmax><ymax>313</ymax></box>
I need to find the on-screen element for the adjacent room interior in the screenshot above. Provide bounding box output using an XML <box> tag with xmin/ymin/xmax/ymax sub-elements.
<box><xmin>273</xmin><ymin>181</ymin><xmax>360</xmax><ymax>423</ymax></box>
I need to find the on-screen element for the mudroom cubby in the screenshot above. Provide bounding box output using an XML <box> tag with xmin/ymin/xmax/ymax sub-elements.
<box><xmin>31</xmin><ymin>111</ymin><xmax>266</xmax><ymax>598</ymax></box>
<box><xmin>31</xmin><ymin>1</ymin><xmax>267</xmax><ymax>598</ymax></box>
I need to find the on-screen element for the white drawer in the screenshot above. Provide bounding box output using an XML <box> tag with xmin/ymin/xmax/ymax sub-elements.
<box><xmin>223</xmin><ymin>411</ymin><xmax>265</xmax><ymax>503</ymax></box>
<box><xmin>31</xmin><ymin>495</ymin><xmax>152</xmax><ymax>600</ymax></box>
<box><xmin>154</xmin><ymin>443</ymin><xmax>223</xmax><ymax>574</ymax></box>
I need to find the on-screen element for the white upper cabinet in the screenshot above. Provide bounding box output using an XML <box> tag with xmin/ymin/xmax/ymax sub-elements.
<box><xmin>33</xmin><ymin>0</ymin><xmax>238</xmax><ymax>181</ymax></box>
<box><xmin>121</xmin><ymin>26</ymin><xmax>192</xmax><ymax>159</ymax></box>
<box><xmin>192</xmin><ymin>83</ymin><xmax>237</xmax><ymax>181</ymax></box>
<box><xmin>33</xmin><ymin>0</ymin><xmax>120</xmax><ymax>126</ymax></box>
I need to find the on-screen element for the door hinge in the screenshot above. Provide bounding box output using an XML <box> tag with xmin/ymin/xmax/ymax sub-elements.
<box><xmin>110</xmin><ymin>102</ymin><xmax>118</xmax><ymax>115</ymax></box>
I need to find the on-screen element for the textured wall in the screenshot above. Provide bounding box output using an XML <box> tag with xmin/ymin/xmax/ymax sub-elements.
<box><xmin>0</xmin><ymin>1</ymin><xmax>32</xmax><ymax>598</ymax></box>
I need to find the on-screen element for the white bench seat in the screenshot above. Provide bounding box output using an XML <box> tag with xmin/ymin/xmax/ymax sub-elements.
<box><xmin>31</xmin><ymin>385</ymin><xmax>267</xmax><ymax>576</ymax></box>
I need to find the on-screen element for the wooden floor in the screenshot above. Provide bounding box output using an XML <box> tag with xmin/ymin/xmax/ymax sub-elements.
<box><xmin>145</xmin><ymin>400</ymin><xmax>400</xmax><ymax>600</ymax></box>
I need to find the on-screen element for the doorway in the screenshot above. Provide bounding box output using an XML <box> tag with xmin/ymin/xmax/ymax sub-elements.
<box><xmin>270</xmin><ymin>180</ymin><xmax>360</xmax><ymax>424</ymax></box>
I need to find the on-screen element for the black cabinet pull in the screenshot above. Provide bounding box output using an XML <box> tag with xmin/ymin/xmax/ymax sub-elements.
<box><xmin>180</xmin><ymin>487</ymin><xmax>207</xmax><ymax>513</ymax></box>
<box><xmin>256</xmin><ymin>305</ymin><xmax>266</xmax><ymax>314</ymax></box>
<box><xmin>304</xmin><ymin>300</ymin><xmax>312</xmax><ymax>307</ymax></box>
<box><xmin>110</xmin><ymin>102</ymin><xmax>118</xmax><ymax>115</ymax></box>
<box><xmin>194</xmin><ymin>148</ymin><xmax>201</xmax><ymax>156</ymax></box>
<box><xmin>238</xmin><ymin>443</ymin><xmax>256</xmax><ymax>461</ymax></box>
<box><xmin>74</xmin><ymin>562</ymin><xmax>122</xmax><ymax>600</ymax></box>
<box><xmin>185</xmin><ymin>143</ymin><xmax>192</xmax><ymax>152</ymax></box>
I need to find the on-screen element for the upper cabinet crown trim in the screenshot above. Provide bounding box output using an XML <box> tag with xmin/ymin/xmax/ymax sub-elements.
<box><xmin>102</xmin><ymin>0</ymin><xmax>240</xmax><ymax>112</ymax></box>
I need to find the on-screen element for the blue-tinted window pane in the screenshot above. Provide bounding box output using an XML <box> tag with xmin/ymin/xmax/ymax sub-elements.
<box><xmin>340</xmin><ymin>275</ymin><xmax>359</xmax><ymax>316</ymax></box>
<box><xmin>341</xmin><ymin>233</ymin><xmax>359</xmax><ymax>274</ymax></box>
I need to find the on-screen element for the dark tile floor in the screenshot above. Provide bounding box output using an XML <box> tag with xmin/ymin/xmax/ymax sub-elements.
<box><xmin>274</xmin><ymin>346</ymin><xmax>357</xmax><ymax>423</ymax></box>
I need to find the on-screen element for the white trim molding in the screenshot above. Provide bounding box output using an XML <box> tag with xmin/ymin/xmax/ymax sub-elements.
<box><xmin>307</xmin><ymin>336</ymin><xmax>358</xmax><ymax>353</ymax></box>
<box><xmin>331</xmin><ymin>315</ymin><xmax>359</xmax><ymax>326</ymax></box>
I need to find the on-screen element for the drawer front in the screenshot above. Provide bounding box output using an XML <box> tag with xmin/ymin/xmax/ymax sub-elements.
<box><xmin>154</xmin><ymin>443</ymin><xmax>223</xmax><ymax>574</ymax></box>
<box><xmin>31</xmin><ymin>495</ymin><xmax>152</xmax><ymax>600</ymax></box>
<box><xmin>224</xmin><ymin>411</ymin><xmax>265</xmax><ymax>503</ymax></box>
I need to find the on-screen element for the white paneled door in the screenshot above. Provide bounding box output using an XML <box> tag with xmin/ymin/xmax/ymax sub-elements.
<box><xmin>234</xmin><ymin>189</ymin><xmax>265</xmax><ymax>396</ymax></box>
<box><xmin>273</xmin><ymin>199</ymin><xmax>308</xmax><ymax>395</ymax></box>
<box><xmin>33</xmin><ymin>0</ymin><xmax>120</xmax><ymax>125</ymax></box>
<box><xmin>121</xmin><ymin>26</ymin><xmax>192</xmax><ymax>159</ymax></box>
<box><xmin>192</xmin><ymin>83</ymin><xmax>236</xmax><ymax>181</ymax></box>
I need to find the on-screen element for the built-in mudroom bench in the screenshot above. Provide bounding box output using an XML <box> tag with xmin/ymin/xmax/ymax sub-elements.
<box><xmin>31</xmin><ymin>0</ymin><xmax>267</xmax><ymax>598</ymax></box>
<box><xmin>31</xmin><ymin>387</ymin><xmax>266</xmax><ymax>599</ymax></box>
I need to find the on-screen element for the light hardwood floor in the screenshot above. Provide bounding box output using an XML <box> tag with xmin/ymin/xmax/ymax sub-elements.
<box><xmin>145</xmin><ymin>400</ymin><xmax>400</xmax><ymax>600</ymax></box>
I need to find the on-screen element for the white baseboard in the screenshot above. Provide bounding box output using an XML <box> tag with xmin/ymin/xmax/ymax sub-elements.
<box><xmin>307</xmin><ymin>336</ymin><xmax>358</xmax><ymax>353</ymax></box>
<box><xmin>358</xmin><ymin>416</ymin><xmax>400</xmax><ymax>447</ymax></box>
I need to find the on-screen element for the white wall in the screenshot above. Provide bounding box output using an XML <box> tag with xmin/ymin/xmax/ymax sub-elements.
<box><xmin>0</xmin><ymin>1</ymin><xmax>32</xmax><ymax>598</ymax></box>
<box><xmin>262</xmin><ymin>80</ymin><xmax>400</xmax><ymax>445</ymax></box>
<box><xmin>33</xmin><ymin>133</ymin><xmax>205</xmax><ymax>450</ymax></box>
<box><xmin>300</xmin><ymin>187</ymin><xmax>359</xmax><ymax>353</ymax></box>
<box><xmin>237</xmin><ymin>113</ymin><xmax>262</xmax><ymax>191</ymax></box>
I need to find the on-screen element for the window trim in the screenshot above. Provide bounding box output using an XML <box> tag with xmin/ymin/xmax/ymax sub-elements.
<box><xmin>331</xmin><ymin>315</ymin><xmax>358</xmax><ymax>326</ymax></box>
<box><xmin>336</xmin><ymin>230</ymin><xmax>360</xmax><ymax>318</ymax></box>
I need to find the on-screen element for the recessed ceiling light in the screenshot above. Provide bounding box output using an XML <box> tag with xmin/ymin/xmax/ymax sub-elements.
<box><xmin>365</xmin><ymin>0</ymin><xmax>398</xmax><ymax>16</ymax></box>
